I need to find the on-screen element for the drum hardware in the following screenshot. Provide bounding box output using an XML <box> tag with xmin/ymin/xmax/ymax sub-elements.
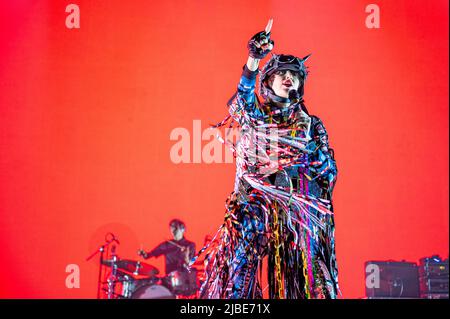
<box><xmin>99</xmin><ymin>256</ymin><xmax>162</xmax><ymax>298</ymax></box>
<box><xmin>166</xmin><ymin>269</ymin><xmax>199</xmax><ymax>297</ymax></box>
<box><xmin>103</xmin><ymin>259</ymin><xmax>159</xmax><ymax>277</ymax></box>
<box><xmin>134</xmin><ymin>261</ymin><xmax>141</xmax><ymax>276</ymax></box>
<box><xmin>87</xmin><ymin>232</ymin><xmax>200</xmax><ymax>299</ymax></box>
<box><xmin>86</xmin><ymin>232</ymin><xmax>121</xmax><ymax>299</ymax></box>
<box><xmin>131</xmin><ymin>283</ymin><xmax>174</xmax><ymax>299</ymax></box>
<box><xmin>120</xmin><ymin>274</ymin><xmax>133</xmax><ymax>299</ymax></box>
<box><xmin>118</xmin><ymin>273</ymin><xmax>159</xmax><ymax>299</ymax></box>
<box><xmin>100</xmin><ymin>267</ymin><xmax>200</xmax><ymax>299</ymax></box>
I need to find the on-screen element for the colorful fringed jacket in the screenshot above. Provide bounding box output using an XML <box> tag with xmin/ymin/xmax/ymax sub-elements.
<box><xmin>191</xmin><ymin>65</ymin><xmax>339</xmax><ymax>299</ymax></box>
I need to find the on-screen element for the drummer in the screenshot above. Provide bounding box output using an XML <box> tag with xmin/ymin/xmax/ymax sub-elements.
<box><xmin>138</xmin><ymin>219</ymin><xmax>196</xmax><ymax>275</ymax></box>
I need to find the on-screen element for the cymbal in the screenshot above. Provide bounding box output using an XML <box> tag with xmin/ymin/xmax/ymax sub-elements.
<box><xmin>117</xmin><ymin>259</ymin><xmax>160</xmax><ymax>276</ymax></box>
<box><xmin>101</xmin><ymin>258</ymin><xmax>119</xmax><ymax>267</ymax></box>
<box><xmin>102</xmin><ymin>258</ymin><xmax>159</xmax><ymax>277</ymax></box>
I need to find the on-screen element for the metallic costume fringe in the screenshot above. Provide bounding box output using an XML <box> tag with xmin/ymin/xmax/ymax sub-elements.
<box><xmin>190</xmin><ymin>95</ymin><xmax>339</xmax><ymax>299</ymax></box>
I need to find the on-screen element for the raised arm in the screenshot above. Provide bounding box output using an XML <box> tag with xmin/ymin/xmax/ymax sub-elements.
<box><xmin>246</xmin><ymin>18</ymin><xmax>273</xmax><ymax>71</ymax></box>
<box><xmin>230</xmin><ymin>19</ymin><xmax>274</xmax><ymax>118</ymax></box>
<box><xmin>138</xmin><ymin>242</ymin><xmax>168</xmax><ymax>259</ymax></box>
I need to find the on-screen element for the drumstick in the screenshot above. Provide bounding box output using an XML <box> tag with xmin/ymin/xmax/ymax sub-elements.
<box><xmin>167</xmin><ymin>240</ymin><xmax>185</xmax><ymax>250</ymax></box>
<box><xmin>265</xmin><ymin>18</ymin><xmax>273</xmax><ymax>34</ymax></box>
<box><xmin>138</xmin><ymin>244</ymin><xmax>146</xmax><ymax>258</ymax></box>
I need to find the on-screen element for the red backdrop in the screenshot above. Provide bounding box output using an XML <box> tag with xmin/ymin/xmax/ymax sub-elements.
<box><xmin>0</xmin><ymin>0</ymin><xmax>448</xmax><ymax>298</ymax></box>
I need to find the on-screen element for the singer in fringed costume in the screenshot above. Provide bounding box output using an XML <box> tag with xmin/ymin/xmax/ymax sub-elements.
<box><xmin>190</xmin><ymin>19</ymin><xmax>340</xmax><ymax>299</ymax></box>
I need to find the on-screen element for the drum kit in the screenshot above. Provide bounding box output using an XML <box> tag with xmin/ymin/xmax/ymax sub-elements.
<box><xmin>101</xmin><ymin>257</ymin><xmax>199</xmax><ymax>299</ymax></box>
<box><xmin>86</xmin><ymin>233</ymin><xmax>200</xmax><ymax>299</ymax></box>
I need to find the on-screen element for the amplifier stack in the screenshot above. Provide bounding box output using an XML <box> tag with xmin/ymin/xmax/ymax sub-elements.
<box><xmin>419</xmin><ymin>256</ymin><xmax>449</xmax><ymax>299</ymax></box>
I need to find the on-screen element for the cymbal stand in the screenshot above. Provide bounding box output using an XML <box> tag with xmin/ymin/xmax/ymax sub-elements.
<box><xmin>106</xmin><ymin>245</ymin><xmax>119</xmax><ymax>299</ymax></box>
<box><xmin>86</xmin><ymin>236</ymin><xmax>116</xmax><ymax>299</ymax></box>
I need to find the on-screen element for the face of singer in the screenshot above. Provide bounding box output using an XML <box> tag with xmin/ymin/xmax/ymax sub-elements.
<box><xmin>170</xmin><ymin>226</ymin><xmax>185</xmax><ymax>241</ymax></box>
<box><xmin>268</xmin><ymin>70</ymin><xmax>301</xmax><ymax>98</ymax></box>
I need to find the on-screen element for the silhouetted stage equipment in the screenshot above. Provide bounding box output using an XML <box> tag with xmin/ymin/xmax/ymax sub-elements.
<box><xmin>365</xmin><ymin>260</ymin><xmax>420</xmax><ymax>299</ymax></box>
<box><xmin>419</xmin><ymin>255</ymin><xmax>449</xmax><ymax>299</ymax></box>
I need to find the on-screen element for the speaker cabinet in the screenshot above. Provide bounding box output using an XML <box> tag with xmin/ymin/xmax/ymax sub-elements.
<box><xmin>365</xmin><ymin>261</ymin><xmax>420</xmax><ymax>298</ymax></box>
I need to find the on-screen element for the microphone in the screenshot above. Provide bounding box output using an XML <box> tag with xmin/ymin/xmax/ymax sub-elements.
<box><xmin>111</xmin><ymin>234</ymin><xmax>120</xmax><ymax>245</ymax></box>
<box><xmin>288</xmin><ymin>89</ymin><xmax>300</xmax><ymax>103</ymax></box>
<box><xmin>289</xmin><ymin>89</ymin><xmax>309</xmax><ymax>114</ymax></box>
<box><xmin>106</xmin><ymin>232</ymin><xmax>120</xmax><ymax>245</ymax></box>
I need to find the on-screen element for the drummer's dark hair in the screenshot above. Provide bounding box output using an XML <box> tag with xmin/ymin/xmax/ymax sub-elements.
<box><xmin>169</xmin><ymin>219</ymin><xmax>185</xmax><ymax>230</ymax></box>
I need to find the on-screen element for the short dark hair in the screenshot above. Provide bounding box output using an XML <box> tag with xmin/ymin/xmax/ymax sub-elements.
<box><xmin>169</xmin><ymin>219</ymin><xmax>185</xmax><ymax>230</ymax></box>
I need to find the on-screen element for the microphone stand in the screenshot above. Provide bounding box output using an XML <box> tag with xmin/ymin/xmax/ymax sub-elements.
<box><xmin>107</xmin><ymin>245</ymin><xmax>119</xmax><ymax>299</ymax></box>
<box><xmin>86</xmin><ymin>239</ymin><xmax>115</xmax><ymax>299</ymax></box>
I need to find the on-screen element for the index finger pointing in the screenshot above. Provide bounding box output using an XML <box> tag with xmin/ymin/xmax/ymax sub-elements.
<box><xmin>265</xmin><ymin>18</ymin><xmax>273</xmax><ymax>34</ymax></box>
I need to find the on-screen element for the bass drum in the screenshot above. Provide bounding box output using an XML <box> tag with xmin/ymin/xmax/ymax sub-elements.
<box><xmin>131</xmin><ymin>284</ymin><xmax>174</xmax><ymax>299</ymax></box>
